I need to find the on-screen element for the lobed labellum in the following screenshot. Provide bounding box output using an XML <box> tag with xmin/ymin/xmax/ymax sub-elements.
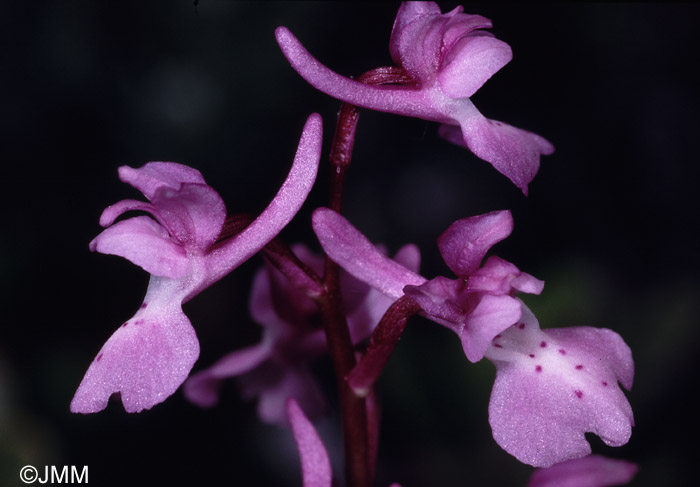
<box><xmin>486</xmin><ymin>305</ymin><xmax>634</xmax><ymax>467</ymax></box>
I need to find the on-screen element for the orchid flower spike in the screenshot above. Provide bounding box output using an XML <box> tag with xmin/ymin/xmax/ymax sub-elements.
<box><xmin>528</xmin><ymin>455</ymin><xmax>638</xmax><ymax>487</ymax></box>
<box><xmin>70</xmin><ymin>114</ymin><xmax>322</xmax><ymax>414</ymax></box>
<box><xmin>184</xmin><ymin>242</ymin><xmax>420</xmax><ymax>424</ymax></box>
<box><xmin>313</xmin><ymin>207</ymin><xmax>542</xmax><ymax>363</ymax></box>
<box><xmin>276</xmin><ymin>2</ymin><xmax>554</xmax><ymax>193</ymax></box>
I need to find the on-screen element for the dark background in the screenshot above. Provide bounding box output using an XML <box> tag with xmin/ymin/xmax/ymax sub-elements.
<box><xmin>2</xmin><ymin>2</ymin><xmax>699</xmax><ymax>486</ymax></box>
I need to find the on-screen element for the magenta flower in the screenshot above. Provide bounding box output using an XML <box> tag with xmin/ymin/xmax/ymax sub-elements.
<box><xmin>528</xmin><ymin>455</ymin><xmax>638</xmax><ymax>487</ymax></box>
<box><xmin>70</xmin><ymin>114</ymin><xmax>323</xmax><ymax>414</ymax></box>
<box><xmin>276</xmin><ymin>2</ymin><xmax>554</xmax><ymax>193</ymax></box>
<box><xmin>184</xmin><ymin>243</ymin><xmax>420</xmax><ymax>424</ymax></box>
<box><xmin>311</xmin><ymin>208</ymin><xmax>634</xmax><ymax>467</ymax></box>
<box><xmin>485</xmin><ymin>305</ymin><xmax>634</xmax><ymax>467</ymax></box>
<box><xmin>312</xmin><ymin>208</ymin><xmax>542</xmax><ymax>363</ymax></box>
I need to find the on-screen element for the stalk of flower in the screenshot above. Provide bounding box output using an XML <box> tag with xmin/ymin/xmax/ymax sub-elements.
<box><xmin>314</xmin><ymin>64</ymin><xmax>418</xmax><ymax>487</ymax></box>
<box><xmin>276</xmin><ymin>1</ymin><xmax>554</xmax><ymax>194</ymax></box>
<box><xmin>312</xmin><ymin>207</ymin><xmax>634</xmax><ymax>467</ymax></box>
<box><xmin>70</xmin><ymin>114</ymin><xmax>322</xmax><ymax>414</ymax></box>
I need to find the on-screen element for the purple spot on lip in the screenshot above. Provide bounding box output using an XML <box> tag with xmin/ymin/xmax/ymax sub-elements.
<box><xmin>528</xmin><ymin>354</ymin><xmax>535</xmax><ymax>358</ymax></box>
<box><xmin>574</xmin><ymin>390</ymin><xmax>583</xmax><ymax>399</ymax></box>
<box><xmin>495</xmin><ymin>334</ymin><xmax>502</xmax><ymax>339</ymax></box>
<box><xmin>134</xmin><ymin>319</ymin><xmax>144</xmax><ymax>326</ymax></box>
<box><xmin>494</xmin><ymin>343</ymin><xmax>503</xmax><ymax>348</ymax></box>
<box><xmin>575</xmin><ymin>364</ymin><xmax>584</xmax><ymax>370</ymax></box>
<box><xmin>96</xmin><ymin>353</ymin><xmax>103</xmax><ymax>362</ymax></box>
<box><xmin>558</xmin><ymin>349</ymin><xmax>566</xmax><ymax>355</ymax></box>
<box><xmin>518</xmin><ymin>323</ymin><xmax>525</xmax><ymax>329</ymax></box>
<box><xmin>540</xmin><ymin>341</ymin><xmax>547</xmax><ymax>348</ymax></box>
<box><xmin>602</xmin><ymin>381</ymin><xmax>608</xmax><ymax>387</ymax></box>
<box><xmin>535</xmin><ymin>365</ymin><xmax>542</xmax><ymax>373</ymax></box>
<box><xmin>121</xmin><ymin>322</ymin><xmax>128</xmax><ymax>328</ymax></box>
<box><xmin>139</xmin><ymin>303</ymin><xmax>148</xmax><ymax>309</ymax></box>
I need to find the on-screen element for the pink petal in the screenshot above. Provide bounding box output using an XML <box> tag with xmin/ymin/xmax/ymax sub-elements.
<box><xmin>118</xmin><ymin>161</ymin><xmax>207</xmax><ymax>200</ymax></box>
<box><xmin>389</xmin><ymin>1</ymin><xmax>442</xmax><ymax>68</ymax></box>
<box><xmin>487</xmin><ymin>307</ymin><xmax>634</xmax><ymax>467</ymax></box>
<box><xmin>468</xmin><ymin>256</ymin><xmax>544</xmax><ymax>295</ymax></box>
<box><xmin>183</xmin><ymin>343</ymin><xmax>272</xmax><ymax>408</ymax></box>
<box><xmin>312</xmin><ymin>208</ymin><xmax>426</xmax><ymax>299</ymax></box>
<box><xmin>71</xmin><ymin>302</ymin><xmax>199</xmax><ymax>414</ymax></box>
<box><xmin>437</xmin><ymin>210</ymin><xmax>513</xmax><ymax>276</ymax></box>
<box><xmin>441</xmin><ymin>11</ymin><xmax>494</xmax><ymax>55</ymax></box>
<box><xmin>103</xmin><ymin>162</ymin><xmax>226</xmax><ymax>251</ymax></box>
<box><xmin>393</xmin><ymin>243</ymin><xmax>421</xmax><ymax>273</ymax></box>
<box><xmin>287</xmin><ymin>398</ymin><xmax>333</xmax><ymax>487</ymax></box>
<box><xmin>89</xmin><ymin>215</ymin><xmax>189</xmax><ymax>279</ymax></box>
<box><xmin>98</xmin><ymin>198</ymin><xmax>160</xmax><ymax>227</ymax></box>
<box><xmin>511</xmin><ymin>271</ymin><xmax>546</xmax><ymax>295</ymax></box>
<box><xmin>389</xmin><ymin>8</ymin><xmax>450</xmax><ymax>82</ymax></box>
<box><xmin>453</xmin><ymin>105</ymin><xmax>555</xmax><ymax>195</ymax></box>
<box><xmin>204</xmin><ymin>114</ymin><xmax>322</xmax><ymax>285</ymax></box>
<box><xmin>529</xmin><ymin>455</ymin><xmax>638</xmax><ymax>487</ymax></box>
<box><xmin>461</xmin><ymin>294</ymin><xmax>522</xmax><ymax>362</ymax></box>
<box><xmin>438</xmin><ymin>34</ymin><xmax>512</xmax><ymax>98</ymax></box>
<box><xmin>275</xmin><ymin>27</ymin><xmax>440</xmax><ymax>121</ymax></box>
<box><xmin>149</xmin><ymin>182</ymin><xmax>226</xmax><ymax>251</ymax></box>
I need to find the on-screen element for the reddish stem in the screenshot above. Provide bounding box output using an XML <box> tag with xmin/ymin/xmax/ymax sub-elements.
<box><xmin>321</xmin><ymin>66</ymin><xmax>414</xmax><ymax>487</ymax></box>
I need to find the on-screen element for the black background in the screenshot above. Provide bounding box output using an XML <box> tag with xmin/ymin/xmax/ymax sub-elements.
<box><xmin>2</xmin><ymin>2</ymin><xmax>699</xmax><ymax>486</ymax></box>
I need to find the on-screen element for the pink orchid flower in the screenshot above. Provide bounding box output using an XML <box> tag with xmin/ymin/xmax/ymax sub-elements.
<box><xmin>276</xmin><ymin>2</ymin><xmax>554</xmax><ymax>194</ymax></box>
<box><xmin>70</xmin><ymin>114</ymin><xmax>322</xmax><ymax>414</ymax></box>
<box><xmin>311</xmin><ymin>208</ymin><xmax>634</xmax><ymax>467</ymax></box>
<box><xmin>529</xmin><ymin>455</ymin><xmax>638</xmax><ymax>487</ymax></box>
<box><xmin>313</xmin><ymin>208</ymin><xmax>541</xmax><ymax>363</ymax></box>
<box><xmin>184</xmin><ymin>242</ymin><xmax>420</xmax><ymax>425</ymax></box>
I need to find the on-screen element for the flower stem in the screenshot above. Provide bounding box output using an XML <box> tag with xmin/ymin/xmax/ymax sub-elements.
<box><xmin>321</xmin><ymin>66</ymin><xmax>413</xmax><ymax>487</ymax></box>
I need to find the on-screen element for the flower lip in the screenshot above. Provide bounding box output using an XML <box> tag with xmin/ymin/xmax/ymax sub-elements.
<box><xmin>487</xmin><ymin>305</ymin><xmax>634</xmax><ymax>467</ymax></box>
